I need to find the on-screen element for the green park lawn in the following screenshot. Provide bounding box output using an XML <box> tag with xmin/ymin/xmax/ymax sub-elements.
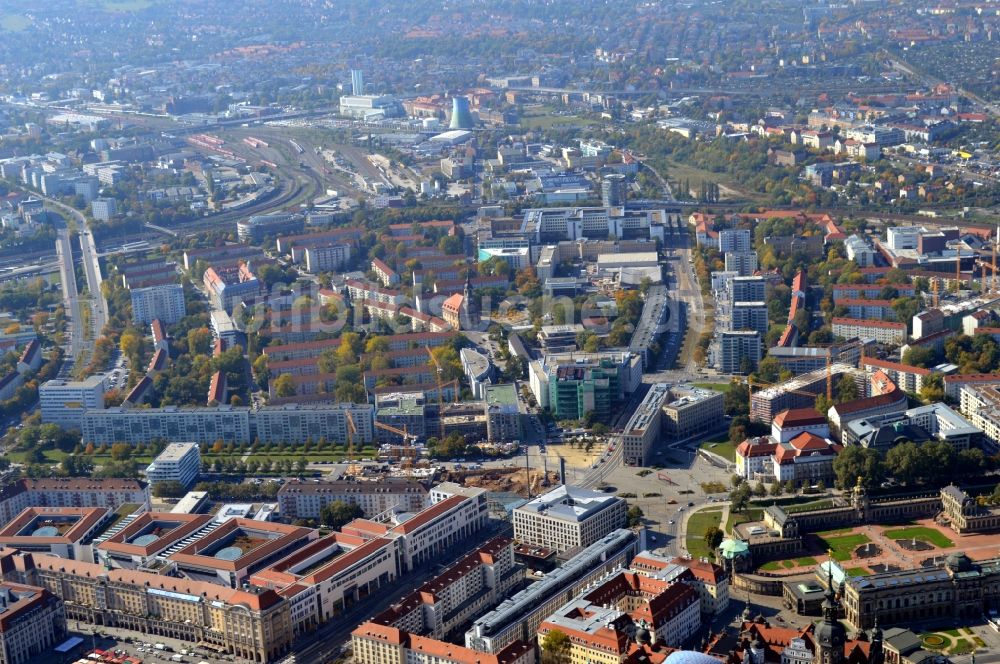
<box><xmin>785</xmin><ymin>499</ymin><xmax>833</xmax><ymax>512</ymax></box>
<box><xmin>726</xmin><ymin>507</ymin><xmax>763</xmax><ymax>533</ymax></box>
<box><xmin>691</xmin><ymin>382</ymin><xmax>732</xmax><ymax>393</ymax></box>
<box><xmin>685</xmin><ymin>508</ymin><xmax>723</xmax><ymax>559</ymax></box>
<box><xmin>844</xmin><ymin>567</ymin><xmax>871</xmax><ymax>577</ymax></box>
<box><xmin>699</xmin><ymin>439</ymin><xmax>736</xmax><ymax>462</ymax></box>
<box><xmin>883</xmin><ymin>526</ymin><xmax>954</xmax><ymax>549</ymax></box>
<box><xmin>7</xmin><ymin>448</ymin><xmax>70</xmax><ymax>464</ymax></box>
<box><xmin>818</xmin><ymin>532</ymin><xmax>871</xmax><ymax>562</ymax></box>
<box><xmin>759</xmin><ymin>556</ymin><xmax>818</xmax><ymax>572</ymax></box>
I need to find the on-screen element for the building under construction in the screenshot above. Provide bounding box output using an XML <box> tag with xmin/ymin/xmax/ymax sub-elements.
<box><xmin>750</xmin><ymin>362</ymin><xmax>866</xmax><ymax>422</ymax></box>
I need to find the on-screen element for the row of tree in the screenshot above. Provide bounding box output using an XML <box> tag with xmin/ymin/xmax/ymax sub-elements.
<box><xmin>832</xmin><ymin>441</ymin><xmax>989</xmax><ymax>490</ymax></box>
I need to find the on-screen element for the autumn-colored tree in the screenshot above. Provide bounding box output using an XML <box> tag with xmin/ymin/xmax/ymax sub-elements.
<box><xmin>187</xmin><ymin>327</ymin><xmax>212</xmax><ymax>355</ymax></box>
<box><xmin>110</xmin><ymin>443</ymin><xmax>131</xmax><ymax>461</ymax></box>
<box><xmin>274</xmin><ymin>374</ymin><xmax>296</xmax><ymax>398</ymax></box>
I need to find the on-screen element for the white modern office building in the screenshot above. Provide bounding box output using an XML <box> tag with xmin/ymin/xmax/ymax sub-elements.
<box><xmin>39</xmin><ymin>376</ymin><xmax>105</xmax><ymax>427</ymax></box>
<box><xmin>512</xmin><ymin>484</ymin><xmax>627</xmax><ymax>553</ymax></box>
<box><xmin>145</xmin><ymin>442</ymin><xmax>201</xmax><ymax>488</ymax></box>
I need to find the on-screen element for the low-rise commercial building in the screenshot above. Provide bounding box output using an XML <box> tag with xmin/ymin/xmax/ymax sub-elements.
<box><xmin>237</xmin><ymin>213</ymin><xmax>304</xmax><ymax>243</ymax></box>
<box><xmin>96</xmin><ymin>511</ymin><xmax>213</xmax><ymax>569</ymax></box>
<box><xmin>168</xmin><ymin>518</ymin><xmax>316</xmax><ymax>588</ymax></box>
<box><xmin>513</xmin><ymin>485</ymin><xmax>627</xmax><ymax>553</ymax></box>
<box><xmin>0</xmin><ymin>506</ymin><xmax>112</xmax><ymax>561</ymax></box>
<box><xmin>843</xmin><ymin>403</ymin><xmax>980</xmax><ymax>452</ymax></box>
<box><xmin>662</xmin><ymin>386</ymin><xmax>724</xmax><ymax>441</ymax></box>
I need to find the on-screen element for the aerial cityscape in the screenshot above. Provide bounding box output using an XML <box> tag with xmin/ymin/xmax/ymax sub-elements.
<box><xmin>5</xmin><ymin>1</ymin><xmax>1000</xmax><ymax>663</ymax></box>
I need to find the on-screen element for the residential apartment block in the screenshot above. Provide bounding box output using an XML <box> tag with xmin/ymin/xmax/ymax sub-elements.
<box><xmin>832</xmin><ymin>318</ymin><xmax>906</xmax><ymax>346</ymax></box>
<box><xmin>130</xmin><ymin>283</ymin><xmax>185</xmax><ymax>325</ymax></box>
<box><xmin>277</xmin><ymin>479</ymin><xmax>429</xmax><ymax>520</ymax></box>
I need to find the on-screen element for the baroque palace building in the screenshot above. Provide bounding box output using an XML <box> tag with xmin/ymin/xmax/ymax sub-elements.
<box><xmin>741</xmin><ymin>481</ymin><xmax>1000</xmax><ymax>631</ymax></box>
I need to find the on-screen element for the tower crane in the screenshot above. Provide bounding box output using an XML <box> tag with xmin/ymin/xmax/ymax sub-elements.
<box><xmin>374</xmin><ymin>421</ymin><xmax>418</xmax><ymax>475</ymax></box>
<box><xmin>426</xmin><ymin>347</ymin><xmax>445</xmax><ymax>406</ymax></box>
<box><xmin>425</xmin><ymin>348</ymin><xmax>461</xmax><ymax>404</ymax></box>
<box><xmin>345</xmin><ymin>410</ymin><xmax>360</xmax><ymax>477</ymax></box>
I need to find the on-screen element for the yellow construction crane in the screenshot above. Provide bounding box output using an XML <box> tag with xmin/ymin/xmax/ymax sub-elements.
<box><xmin>426</xmin><ymin>347</ymin><xmax>445</xmax><ymax>405</ymax></box>
<box><xmin>441</xmin><ymin>379</ymin><xmax>460</xmax><ymax>403</ymax></box>
<box><xmin>374</xmin><ymin>421</ymin><xmax>417</xmax><ymax>475</ymax></box>
<box><xmin>345</xmin><ymin>410</ymin><xmax>361</xmax><ymax>476</ymax></box>
<box><xmin>978</xmin><ymin>259</ymin><xmax>999</xmax><ymax>296</ymax></box>
<box><xmin>375</xmin><ymin>420</ymin><xmax>414</xmax><ymax>442</ymax></box>
<box><xmin>826</xmin><ymin>354</ymin><xmax>832</xmax><ymax>403</ymax></box>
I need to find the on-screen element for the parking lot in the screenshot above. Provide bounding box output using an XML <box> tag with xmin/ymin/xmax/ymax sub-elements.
<box><xmin>45</xmin><ymin>623</ymin><xmax>242</xmax><ymax>664</ymax></box>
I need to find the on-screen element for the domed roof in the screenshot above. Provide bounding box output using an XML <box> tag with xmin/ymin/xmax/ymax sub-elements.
<box><xmin>719</xmin><ymin>538</ymin><xmax>750</xmax><ymax>559</ymax></box>
<box><xmin>635</xmin><ymin>627</ymin><xmax>651</xmax><ymax>645</ymax></box>
<box><xmin>945</xmin><ymin>552</ymin><xmax>972</xmax><ymax>571</ymax></box>
<box><xmin>665</xmin><ymin>651</ymin><xmax>723</xmax><ymax>664</ymax></box>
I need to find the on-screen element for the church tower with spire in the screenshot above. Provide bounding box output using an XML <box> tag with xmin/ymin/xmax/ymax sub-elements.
<box><xmin>868</xmin><ymin>614</ymin><xmax>883</xmax><ymax>664</ymax></box>
<box><xmin>814</xmin><ymin>564</ymin><xmax>846</xmax><ymax>664</ymax></box>
<box><xmin>461</xmin><ymin>270</ymin><xmax>480</xmax><ymax>329</ymax></box>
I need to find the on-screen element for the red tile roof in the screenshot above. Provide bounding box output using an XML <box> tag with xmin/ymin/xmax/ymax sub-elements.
<box><xmin>832</xmin><ymin>317</ymin><xmax>906</xmax><ymax>330</ymax></box>
<box><xmin>392</xmin><ymin>495</ymin><xmax>466</xmax><ymax>535</ymax></box>
<box><xmin>772</xmin><ymin>408</ymin><xmax>825</xmax><ymax>428</ymax></box>
<box><xmin>830</xmin><ymin>386</ymin><xmax>906</xmax><ymax>417</ymax></box>
<box><xmin>943</xmin><ymin>373</ymin><xmax>1000</xmax><ymax>384</ymax></box>
<box><xmin>736</xmin><ymin>437</ymin><xmax>778</xmax><ymax>458</ymax></box>
<box><xmin>861</xmin><ymin>357</ymin><xmax>931</xmax><ymax>376</ymax></box>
